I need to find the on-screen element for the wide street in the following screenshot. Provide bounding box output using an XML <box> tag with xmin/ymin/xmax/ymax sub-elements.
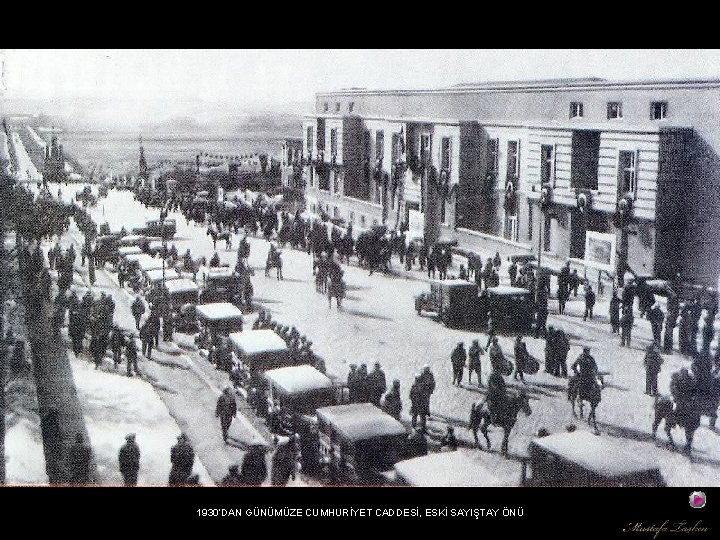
<box><xmin>50</xmin><ymin>183</ymin><xmax>720</xmax><ymax>486</ymax></box>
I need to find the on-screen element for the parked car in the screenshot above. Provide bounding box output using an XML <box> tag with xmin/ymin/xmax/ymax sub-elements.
<box><xmin>486</xmin><ymin>286</ymin><xmax>534</xmax><ymax>334</ymax></box>
<box><xmin>415</xmin><ymin>279</ymin><xmax>485</xmax><ymax>328</ymax></box>
<box><xmin>315</xmin><ymin>403</ymin><xmax>407</xmax><ymax>485</ymax></box>
<box><xmin>133</xmin><ymin>219</ymin><xmax>176</xmax><ymax>240</ymax></box>
<box><xmin>523</xmin><ymin>430</ymin><xmax>666</xmax><ymax>487</ymax></box>
<box><xmin>392</xmin><ymin>449</ymin><xmax>520</xmax><ymax>486</ymax></box>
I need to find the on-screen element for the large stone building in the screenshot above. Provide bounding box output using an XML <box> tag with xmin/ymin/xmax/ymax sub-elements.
<box><xmin>301</xmin><ymin>77</ymin><xmax>720</xmax><ymax>287</ymax></box>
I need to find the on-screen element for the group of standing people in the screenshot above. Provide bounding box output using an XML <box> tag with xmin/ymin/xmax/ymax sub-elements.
<box><xmin>347</xmin><ymin>362</ymin><xmax>387</xmax><ymax>406</ymax></box>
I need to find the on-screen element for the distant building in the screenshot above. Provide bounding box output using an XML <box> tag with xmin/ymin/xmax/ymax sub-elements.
<box><xmin>280</xmin><ymin>138</ymin><xmax>303</xmax><ymax>189</ymax></box>
<box><xmin>302</xmin><ymin>77</ymin><xmax>720</xmax><ymax>287</ymax></box>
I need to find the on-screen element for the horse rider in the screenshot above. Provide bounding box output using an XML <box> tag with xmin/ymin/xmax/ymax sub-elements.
<box><xmin>571</xmin><ymin>346</ymin><xmax>600</xmax><ymax>396</ymax></box>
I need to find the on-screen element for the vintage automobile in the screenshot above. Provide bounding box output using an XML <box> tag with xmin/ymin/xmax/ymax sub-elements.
<box><xmin>118</xmin><ymin>245</ymin><xmax>143</xmax><ymax>259</ymax></box>
<box><xmin>119</xmin><ymin>234</ymin><xmax>148</xmax><ymax>248</ymax></box>
<box><xmin>143</xmin><ymin>268</ymin><xmax>181</xmax><ymax>287</ymax></box>
<box><xmin>486</xmin><ymin>286</ymin><xmax>534</xmax><ymax>334</ymax></box>
<box><xmin>165</xmin><ymin>278</ymin><xmax>200</xmax><ymax>309</ymax></box>
<box><xmin>143</xmin><ymin>238</ymin><xmax>165</xmax><ymax>257</ymax></box>
<box><xmin>392</xmin><ymin>449</ymin><xmax>520</xmax><ymax>487</ymax></box>
<box><xmin>229</xmin><ymin>329</ymin><xmax>292</xmax><ymax>388</ymax></box>
<box><xmin>264</xmin><ymin>365</ymin><xmax>347</xmax><ymax>435</ymax></box>
<box><xmin>315</xmin><ymin>403</ymin><xmax>407</xmax><ymax>485</ymax></box>
<box><xmin>196</xmin><ymin>302</ymin><xmax>244</xmax><ymax>337</ymax></box>
<box><xmin>523</xmin><ymin>430</ymin><xmax>666</xmax><ymax>487</ymax></box>
<box><xmin>415</xmin><ymin>279</ymin><xmax>485</xmax><ymax>328</ymax></box>
<box><xmin>133</xmin><ymin>219</ymin><xmax>177</xmax><ymax>240</ymax></box>
<box><xmin>200</xmin><ymin>266</ymin><xmax>240</xmax><ymax>304</ymax></box>
<box><xmin>124</xmin><ymin>253</ymin><xmax>165</xmax><ymax>273</ymax></box>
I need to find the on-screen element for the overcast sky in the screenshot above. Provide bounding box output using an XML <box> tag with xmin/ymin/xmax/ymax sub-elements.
<box><xmin>6</xmin><ymin>49</ymin><xmax>720</xmax><ymax>106</ymax></box>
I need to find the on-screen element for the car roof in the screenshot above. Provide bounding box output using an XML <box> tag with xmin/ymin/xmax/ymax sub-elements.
<box><xmin>118</xmin><ymin>246</ymin><xmax>143</xmax><ymax>255</ymax></box>
<box><xmin>229</xmin><ymin>329</ymin><xmax>288</xmax><ymax>355</ymax></box>
<box><xmin>530</xmin><ymin>431</ymin><xmax>662</xmax><ymax>477</ymax></box>
<box><xmin>265</xmin><ymin>365</ymin><xmax>333</xmax><ymax>395</ymax></box>
<box><xmin>196</xmin><ymin>302</ymin><xmax>244</xmax><ymax>321</ymax></box>
<box><xmin>394</xmin><ymin>450</ymin><xmax>518</xmax><ymax>486</ymax></box>
<box><xmin>125</xmin><ymin>253</ymin><xmax>165</xmax><ymax>271</ymax></box>
<box><xmin>315</xmin><ymin>403</ymin><xmax>406</xmax><ymax>443</ymax></box>
<box><xmin>144</xmin><ymin>269</ymin><xmax>181</xmax><ymax>282</ymax></box>
<box><xmin>487</xmin><ymin>286</ymin><xmax>531</xmax><ymax>297</ymax></box>
<box><xmin>430</xmin><ymin>279</ymin><xmax>477</xmax><ymax>288</ymax></box>
<box><xmin>165</xmin><ymin>279</ymin><xmax>200</xmax><ymax>294</ymax></box>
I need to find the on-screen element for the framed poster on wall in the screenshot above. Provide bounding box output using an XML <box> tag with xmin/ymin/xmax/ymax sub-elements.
<box><xmin>584</xmin><ymin>231</ymin><xmax>616</xmax><ymax>273</ymax></box>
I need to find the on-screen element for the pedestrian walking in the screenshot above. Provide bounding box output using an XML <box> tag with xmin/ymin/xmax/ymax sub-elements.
<box><xmin>648</xmin><ymin>302</ymin><xmax>665</xmax><ymax>347</ymax></box>
<box><xmin>367</xmin><ymin>362</ymin><xmax>387</xmax><ymax>406</ymax></box>
<box><xmin>620</xmin><ymin>306</ymin><xmax>634</xmax><ymax>347</ymax></box>
<box><xmin>67</xmin><ymin>432</ymin><xmax>92</xmax><ymax>485</ymax></box>
<box><xmin>583</xmin><ymin>283</ymin><xmax>596</xmax><ymax>321</ymax></box>
<box><xmin>544</xmin><ymin>326</ymin><xmax>556</xmax><ymax>374</ymax></box>
<box><xmin>468</xmin><ymin>339</ymin><xmax>484</xmax><ymax>386</ymax></box>
<box><xmin>126</xmin><ymin>337</ymin><xmax>139</xmax><ymax>377</ymax></box>
<box><xmin>554</xmin><ymin>327</ymin><xmax>570</xmax><ymax>378</ymax></box>
<box><xmin>140</xmin><ymin>320</ymin><xmax>154</xmax><ymax>359</ymax></box>
<box><xmin>118</xmin><ymin>433</ymin><xmax>140</xmax><ymax>486</ymax></box>
<box><xmin>131</xmin><ymin>296</ymin><xmax>145</xmax><ymax>330</ymax></box>
<box><xmin>168</xmin><ymin>434</ymin><xmax>194</xmax><ymax>485</ymax></box>
<box><xmin>508</xmin><ymin>261</ymin><xmax>518</xmax><ymax>287</ymax></box>
<box><xmin>215</xmin><ymin>387</ymin><xmax>237</xmax><ymax>443</ymax></box>
<box><xmin>513</xmin><ymin>335</ymin><xmax>529</xmax><ymax>383</ymax></box>
<box><xmin>450</xmin><ymin>342</ymin><xmax>466</xmax><ymax>386</ymax></box>
<box><xmin>409</xmin><ymin>375</ymin><xmax>426</xmax><ymax>430</ymax></box>
<box><xmin>381</xmin><ymin>379</ymin><xmax>402</xmax><ymax>420</ymax></box>
<box><xmin>643</xmin><ymin>343</ymin><xmax>663</xmax><ymax>396</ymax></box>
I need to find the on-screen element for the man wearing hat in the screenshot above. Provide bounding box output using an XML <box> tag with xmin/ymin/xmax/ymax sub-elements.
<box><xmin>643</xmin><ymin>343</ymin><xmax>663</xmax><ymax>396</ymax></box>
<box><xmin>450</xmin><ymin>342</ymin><xmax>466</xmax><ymax>386</ymax></box>
<box><xmin>382</xmin><ymin>379</ymin><xmax>402</xmax><ymax>420</ymax></box>
<box><xmin>169</xmin><ymin>434</ymin><xmax>195</xmax><ymax>485</ymax></box>
<box><xmin>572</xmin><ymin>346</ymin><xmax>600</xmax><ymax>397</ymax></box>
<box><xmin>215</xmin><ymin>387</ymin><xmax>238</xmax><ymax>443</ymax></box>
<box><xmin>118</xmin><ymin>433</ymin><xmax>141</xmax><ymax>486</ymax></box>
<box><xmin>67</xmin><ymin>432</ymin><xmax>92</xmax><ymax>485</ymax></box>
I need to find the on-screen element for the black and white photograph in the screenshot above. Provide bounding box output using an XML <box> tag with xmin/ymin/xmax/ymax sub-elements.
<box><xmin>1</xmin><ymin>49</ymin><xmax>720</xmax><ymax>494</ymax></box>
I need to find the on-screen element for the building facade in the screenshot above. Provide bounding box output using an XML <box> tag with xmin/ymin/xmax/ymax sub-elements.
<box><xmin>280</xmin><ymin>137</ymin><xmax>304</xmax><ymax>189</ymax></box>
<box><xmin>301</xmin><ymin>78</ymin><xmax>720</xmax><ymax>287</ymax></box>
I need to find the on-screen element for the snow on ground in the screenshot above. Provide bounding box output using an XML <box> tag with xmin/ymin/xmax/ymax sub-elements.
<box><xmin>26</xmin><ymin>125</ymin><xmax>46</xmax><ymax>150</ymax></box>
<box><xmin>43</xmin><ymin>184</ymin><xmax>720</xmax><ymax>486</ymax></box>
<box><xmin>4</xmin><ymin>415</ymin><xmax>48</xmax><ymax>484</ymax></box>
<box><xmin>67</xmin><ymin>349</ymin><xmax>213</xmax><ymax>486</ymax></box>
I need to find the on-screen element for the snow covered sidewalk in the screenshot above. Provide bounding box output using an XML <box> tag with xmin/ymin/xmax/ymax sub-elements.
<box><xmin>66</xmin><ymin>346</ymin><xmax>213</xmax><ymax>486</ymax></box>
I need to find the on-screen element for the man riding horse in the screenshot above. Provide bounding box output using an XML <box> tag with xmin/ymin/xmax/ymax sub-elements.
<box><xmin>568</xmin><ymin>346</ymin><xmax>603</xmax><ymax>431</ymax></box>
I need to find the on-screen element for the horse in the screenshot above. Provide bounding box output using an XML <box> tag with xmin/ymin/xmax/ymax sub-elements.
<box><xmin>265</xmin><ymin>249</ymin><xmax>283</xmax><ymax>280</ymax></box>
<box><xmin>652</xmin><ymin>397</ymin><xmax>701</xmax><ymax>455</ymax></box>
<box><xmin>207</xmin><ymin>227</ymin><xmax>232</xmax><ymax>250</ymax></box>
<box><xmin>568</xmin><ymin>374</ymin><xmax>603</xmax><ymax>432</ymax></box>
<box><xmin>469</xmin><ymin>390</ymin><xmax>532</xmax><ymax>456</ymax></box>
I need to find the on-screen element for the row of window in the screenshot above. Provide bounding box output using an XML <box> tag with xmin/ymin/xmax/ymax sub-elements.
<box><xmin>322</xmin><ymin>100</ymin><xmax>668</xmax><ymax>121</ymax></box>
<box><xmin>570</xmin><ymin>101</ymin><xmax>667</xmax><ymax>120</ymax></box>
<box><xmin>323</xmin><ymin>101</ymin><xmax>355</xmax><ymax>113</ymax></box>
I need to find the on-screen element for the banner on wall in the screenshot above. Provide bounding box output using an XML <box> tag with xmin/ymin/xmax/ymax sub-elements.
<box><xmin>584</xmin><ymin>231</ymin><xmax>616</xmax><ymax>273</ymax></box>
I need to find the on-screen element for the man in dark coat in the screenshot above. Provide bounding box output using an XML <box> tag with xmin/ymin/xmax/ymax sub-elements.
<box><xmin>126</xmin><ymin>337</ymin><xmax>139</xmax><ymax>377</ymax></box>
<box><xmin>572</xmin><ymin>347</ymin><xmax>599</xmax><ymax>397</ymax></box>
<box><xmin>382</xmin><ymin>379</ymin><xmax>402</xmax><ymax>420</ymax></box>
<box><xmin>647</xmin><ymin>302</ymin><xmax>665</xmax><ymax>347</ymax></box>
<box><xmin>664</xmin><ymin>294</ymin><xmax>680</xmax><ymax>353</ymax></box>
<box><xmin>163</xmin><ymin>312</ymin><xmax>175</xmax><ymax>342</ymax></box>
<box><xmin>513</xmin><ymin>335</ymin><xmax>529</xmax><ymax>383</ymax></box>
<box><xmin>468</xmin><ymin>339</ymin><xmax>484</xmax><ymax>386</ymax></box>
<box><xmin>118</xmin><ymin>433</ymin><xmax>140</xmax><ymax>486</ymax></box>
<box><xmin>215</xmin><ymin>387</ymin><xmax>237</xmax><ymax>443</ymax></box>
<box><xmin>67</xmin><ymin>432</ymin><xmax>92</xmax><ymax>485</ymax></box>
<box><xmin>140</xmin><ymin>320</ymin><xmax>154</xmax><ymax>359</ymax></box>
<box><xmin>169</xmin><ymin>434</ymin><xmax>194</xmax><ymax>485</ymax></box>
<box><xmin>554</xmin><ymin>328</ymin><xmax>570</xmax><ymax>378</ymax></box>
<box><xmin>270</xmin><ymin>436</ymin><xmax>296</xmax><ymax>486</ymax></box>
<box><xmin>409</xmin><ymin>375</ymin><xmax>426</xmax><ymax>430</ymax></box>
<box><xmin>620</xmin><ymin>306</ymin><xmax>634</xmax><ymax>347</ymax></box>
<box><xmin>508</xmin><ymin>261</ymin><xmax>518</xmax><ymax>287</ymax></box>
<box><xmin>355</xmin><ymin>364</ymin><xmax>370</xmax><ymax>403</ymax></box>
<box><xmin>450</xmin><ymin>342</ymin><xmax>466</xmax><ymax>386</ymax></box>
<box><xmin>643</xmin><ymin>343</ymin><xmax>663</xmax><ymax>396</ymax></box>
<box><xmin>131</xmin><ymin>296</ymin><xmax>145</xmax><ymax>330</ymax></box>
<box><xmin>583</xmin><ymin>284</ymin><xmax>596</xmax><ymax>321</ymax></box>
<box><xmin>367</xmin><ymin>362</ymin><xmax>387</xmax><ymax>406</ymax></box>
<box><xmin>239</xmin><ymin>445</ymin><xmax>267</xmax><ymax>486</ymax></box>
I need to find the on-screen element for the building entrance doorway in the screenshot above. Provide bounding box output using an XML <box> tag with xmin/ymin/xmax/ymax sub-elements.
<box><xmin>570</xmin><ymin>210</ymin><xmax>586</xmax><ymax>259</ymax></box>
